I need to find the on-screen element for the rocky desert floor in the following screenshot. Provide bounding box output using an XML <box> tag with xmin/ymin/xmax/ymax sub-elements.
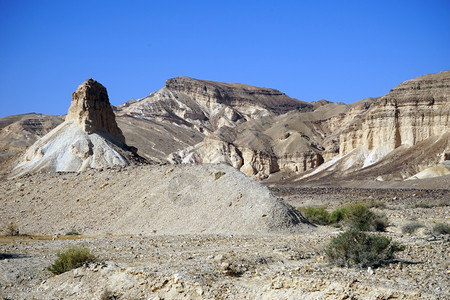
<box><xmin>1</xmin><ymin>170</ymin><xmax>449</xmax><ymax>299</ymax></box>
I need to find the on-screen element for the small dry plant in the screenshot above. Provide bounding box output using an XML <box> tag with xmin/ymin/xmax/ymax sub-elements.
<box><xmin>6</xmin><ymin>222</ymin><xmax>19</xmax><ymax>236</ymax></box>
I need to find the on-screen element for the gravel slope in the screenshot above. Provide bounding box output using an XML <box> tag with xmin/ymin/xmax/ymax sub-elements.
<box><xmin>1</xmin><ymin>164</ymin><xmax>310</xmax><ymax>236</ymax></box>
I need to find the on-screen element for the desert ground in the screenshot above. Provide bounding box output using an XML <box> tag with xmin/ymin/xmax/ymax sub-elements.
<box><xmin>1</xmin><ymin>165</ymin><xmax>449</xmax><ymax>299</ymax></box>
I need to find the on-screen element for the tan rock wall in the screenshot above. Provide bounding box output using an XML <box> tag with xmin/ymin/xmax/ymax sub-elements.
<box><xmin>340</xmin><ymin>72</ymin><xmax>450</xmax><ymax>157</ymax></box>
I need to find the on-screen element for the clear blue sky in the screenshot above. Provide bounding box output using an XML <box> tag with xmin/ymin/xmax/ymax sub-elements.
<box><xmin>1</xmin><ymin>0</ymin><xmax>449</xmax><ymax>117</ymax></box>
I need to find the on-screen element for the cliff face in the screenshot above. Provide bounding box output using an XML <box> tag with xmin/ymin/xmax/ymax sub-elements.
<box><xmin>177</xmin><ymin>107</ymin><xmax>346</xmax><ymax>179</ymax></box>
<box><xmin>292</xmin><ymin>71</ymin><xmax>450</xmax><ymax>183</ymax></box>
<box><xmin>340</xmin><ymin>71</ymin><xmax>450</xmax><ymax>165</ymax></box>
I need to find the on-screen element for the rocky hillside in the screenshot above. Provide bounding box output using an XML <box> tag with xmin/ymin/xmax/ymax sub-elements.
<box><xmin>295</xmin><ymin>71</ymin><xmax>450</xmax><ymax>183</ymax></box>
<box><xmin>115</xmin><ymin>76</ymin><xmax>313</xmax><ymax>133</ymax></box>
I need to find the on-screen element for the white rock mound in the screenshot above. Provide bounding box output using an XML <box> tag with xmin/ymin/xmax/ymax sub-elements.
<box><xmin>13</xmin><ymin>79</ymin><xmax>139</xmax><ymax>175</ymax></box>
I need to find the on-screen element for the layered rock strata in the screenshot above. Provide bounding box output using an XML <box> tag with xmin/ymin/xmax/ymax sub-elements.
<box><xmin>13</xmin><ymin>79</ymin><xmax>141</xmax><ymax>175</ymax></box>
<box><xmin>116</xmin><ymin>76</ymin><xmax>313</xmax><ymax>133</ymax></box>
<box><xmin>339</xmin><ymin>71</ymin><xmax>450</xmax><ymax>167</ymax></box>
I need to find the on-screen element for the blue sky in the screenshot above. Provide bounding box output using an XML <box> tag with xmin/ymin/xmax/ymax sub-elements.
<box><xmin>1</xmin><ymin>0</ymin><xmax>449</xmax><ymax>117</ymax></box>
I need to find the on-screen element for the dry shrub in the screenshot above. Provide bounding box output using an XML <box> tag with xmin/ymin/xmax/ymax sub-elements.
<box><xmin>298</xmin><ymin>206</ymin><xmax>330</xmax><ymax>225</ymax></box>
<box><xmin>401</xmin><ymin>221</ymin><xmax>424</xmax><ymax>234</ymax></box>
<box><xmin>325</xmin><ymin>229</ymin><xmax>404</xmax><ymax>268</ymax></box>
<box><xmin>432</xmin><ymin>223</ymin><xmax>450</xmax><ymax>235</ymax></box>
<box><xmin>6</xmin><ymin>222</ymin><xmax>19</xmax><ymax>236</ymax></box>
<box><xmin>47</xmin><ymin>246</ymin><xmax>95</xmax><ymax>275</ymax></box>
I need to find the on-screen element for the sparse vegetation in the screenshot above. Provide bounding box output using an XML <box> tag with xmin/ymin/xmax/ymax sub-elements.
<box><xmin>401</xmin><ymin>221</ymin><xmax>424</xmax><ymax>234</ymax></box>
<box><xmin>325</xmin><ymin>229</ymin><xmax>404</xmax><ymax>268</ymax></box>
<box><xmin>371</xmin><ymin>212</ymin><xmax>389</xmax><ymax>232</ymax></box>
<box><xmin>6</xmin><ymin>222</ymin><xmax>19</xmax><ymax>236</ymax></box>
<box><xmin>432</xmin><ymin>223</ymin><xmax>450</xmax><ymax>235</ymax></box>
<box><xmin>65</xmin><ymin>228</ymin><xmax>80</xmax><ymax>236</ymax></box>
<box><xmin>298</xmin><ymin>203</ymin><xmax>388</xmax><ymax>231</ymax></box>
<box><xmin>47</xmin><ymin>246</ymin><xmax>95</xmax><ymax>275</ymax></box>
<box><xmin>412</xmin><ymin>202</ymin><xmax>432</xmax><ymax>209</ymax></box>
<box><xmin>298</xmin><ymin>206</ymin><xmax>330</xmax><ymax>225</ymax></box>
<box><xmin>361</xmin><ymin>199</ymin><xmax>387</xmax><ymax>209</ymax></box>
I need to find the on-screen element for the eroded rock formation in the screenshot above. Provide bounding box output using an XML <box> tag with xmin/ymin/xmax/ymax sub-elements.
<box><xmin>13</xmin><ymin>79</ymin><xmax>141</xmax><ymax>175</ymax></box>
<box><xmin>340</xmin><ymin>71</ymin><xmax>450</xmax><ymax>158</ymax></box>
<box><xmin>66</xmin><ymin>79</ymin><xmax>125</xmax><ymax>143</ymax></box>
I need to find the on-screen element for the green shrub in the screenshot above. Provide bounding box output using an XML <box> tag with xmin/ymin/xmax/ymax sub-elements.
<box><xmin>432</xmin><ymin>223</ymin><xmax>450</xmax><ymax>235</ymax></box>
<box><xmin>401</xmin><ymin>221</ymin><xmax>424</xmax><ymax>234</ymax></box>
<box><xmin>298</xmin><ymin>206</ymin><xmax>330</xmax><ymax>225</ymax></box>
<box><xmin>47</xmin><ymin>246</ymin><xmax>95</xmax><ymax>275</ymax></box>
<box><xmin>329</xmin><ymin>203</ymin><xmax>388</xmax><ymax>231</ymax></box>
<box><xmin>341</xmin><ymin>203</ymin><xmax>374</xmax><ymax>231</ymax></box>
<box><xmin>329</xmin><ymin>207</ymin><xmax>346</xmax><ymax>224</ymax></box>
<box><xmin>325</xmin><ymin>229</ymin><xmax>404</xmax><ymax>268</ymax></box>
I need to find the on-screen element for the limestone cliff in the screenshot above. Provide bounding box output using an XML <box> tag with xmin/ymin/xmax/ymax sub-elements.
<box><xmin>177</xmin><ymin>107</ymin><xmax>346</xmax><ymax>179</ymax></box>
<box><xmin>339</xmin><ymin>71</ymin><xmax>450</xmax><ymax>167</ymax></box>
<box><xmin>67</xmin><ymin>79</ymin><xmax>125</xmax><ymax>143</ymax></box>
<box><xmin>296</xmin><ymin>71</ymin><xmax>450</xmax><ymax>183</ymax></box>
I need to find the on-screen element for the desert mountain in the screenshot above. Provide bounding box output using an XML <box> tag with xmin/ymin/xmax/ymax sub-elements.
<box><xmin>115</xmin><ymin>76</ymin><xmax>313</xmax><ymax>133</ymax></box>
<box><xmin>1</xmin><ymin>72</ymin><xmax>449</xmax><ymax>184</ymax></box>
<box><xmin>12</xmin><ymin>79</ymin><xmax>143</xmax><ymax>176</ymax></box>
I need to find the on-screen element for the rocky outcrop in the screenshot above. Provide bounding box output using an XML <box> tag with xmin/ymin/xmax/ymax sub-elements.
<box><xmin>296</xmin><ymin>71</ymin><xmax>450</xmax><ymax>183</ymax></box>
<box><xmin>177</xmin><ymin>109</ymin><xmax>341</xmax><ymax>179</ymax></box>
<box><xmin>67</xmin><ymin>79</ymin><xmax>125</xmax><ymax>143</ymax></box>
<box><xmin>13</xmin><ymin>79</ymin><xmax>142</xmax><ymax>176</ymax></box>
<box><xmin>339</xmin><ymin>71</ymin><xmax>450</xmax><ymax>166</ymax></box>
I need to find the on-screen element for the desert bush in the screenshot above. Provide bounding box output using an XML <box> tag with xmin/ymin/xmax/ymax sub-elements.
<box><xmin>432</xmin><ymin>223</ymin><xmax>450</xmax><ymax>235</ymax></box>
<box><xmin>401</xmin><ymin>221</ymin><xmax>424</xmax><ymax>234</ymax></box>
<box><xmin>6</xmin><ymin>222</ymin><xmax>19</xmax><ymax>236</ymax></box>
<box><xmin>324</xmin><ymin>229</ymin><xmax>404</xmax><ymax>268</ymax></box>
<box><xmin>412</xmin><ymin>202</ymin><xmax>431</xmax><ymax>209</ymax></box>
<box><xmin>298</xmin><ymin>206</ymin><xmax>330</xmax><ymax>225</ymax></box>
<box><xmin>329</xmin><ymin>207</ymin><xmax>346</xmax><ymax>224</ymax></box>
<box><xmin>341</xmin><ymin>203</ymin><xmax>375</xmax><ymax>231</ymax></box>
<box><xmin>371</xmin><ymin>212</ymin><xmax>389</xmax><ymax>232</ymax></box>
<box><xmin>329</xmin><ymin>203</ymin><xmax>388</xmax><ymax>231</ymax></box>
<box><xmin>47</xmin><ymin>246</ymin><xmax>95</xmax><ymax>275</ymax></box>
<box><xmin>361</xmin><ymin>199</ymin><xmax>387</xmax><ymax>209</ymax></box>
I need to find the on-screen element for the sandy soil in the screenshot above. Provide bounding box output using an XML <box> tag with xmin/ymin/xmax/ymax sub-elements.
<box><xmin>1</xmin><ymin>173</ymin><xmax>449</xmax><ymax>299</ymax></box>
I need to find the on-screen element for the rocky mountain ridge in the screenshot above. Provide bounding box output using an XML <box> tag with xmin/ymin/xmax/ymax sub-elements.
<box><xmin>1</xmin><ymin>72</ymin><xmax>449</xmax><ymax>183</ymax></box>
<box><xmin>115</xmin><ymin>76</ymin><xmax>313</xmax><ymax>133</ymax></box>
